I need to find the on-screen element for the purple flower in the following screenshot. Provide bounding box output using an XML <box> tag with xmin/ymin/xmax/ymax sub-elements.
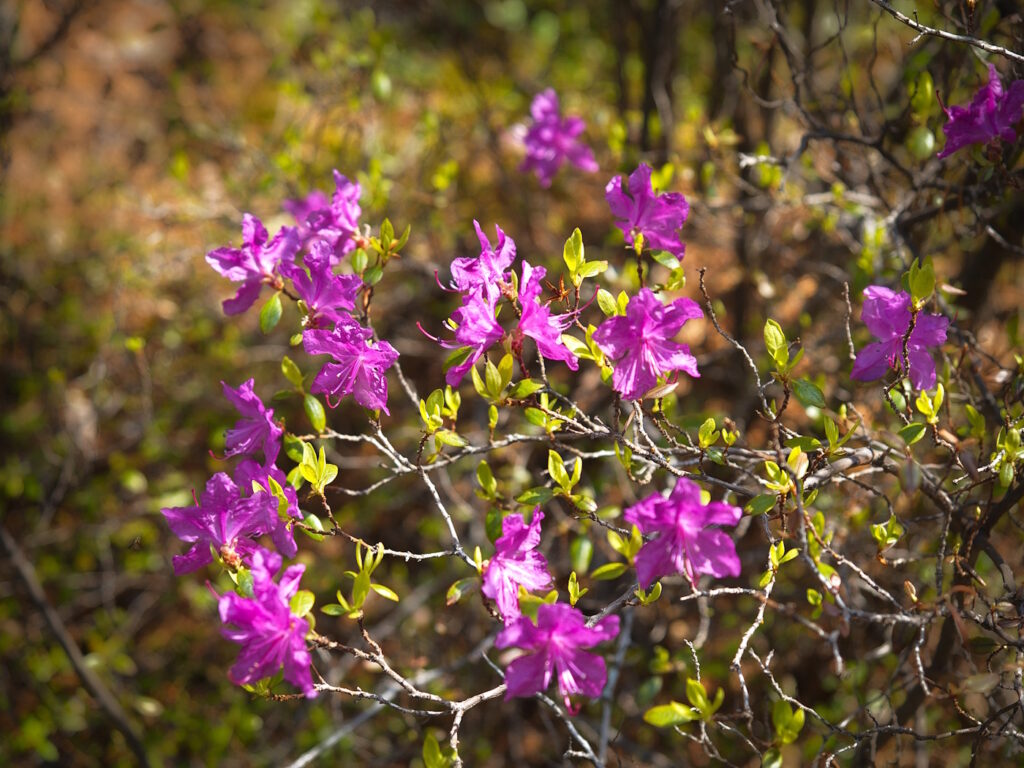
<box><xmin>513</xmin><ymin>261</ymin><xmax>579</xmax><ymax>373</ymax></box>
<box><xmin>482</xmin><ymin>509</ymin><xmax>553</xmax><ymax>622</ymax></box>
<box><xmin>448</xmin><ymin>221</ymin><xmax>516</xmax><ymax>302</ymax></box>
<box><xmin>592</xmin><ymin>288</ymin><xmax>702</xmax><ymax>400</ymax></box>
<box><xmin>283</xmin><ymin>171</ymin><xmax>362</xmax><ymax>262</ymax></box>
<box><xmin>496</xmin><ymin>603</ymin><xmax>619</xmax><ymax>712</ymax></box>
<box><xmin>425</xmin><ymin>290</ymin><xmax>504</xmax><ymax>387</ymax></box>
<box><xmin>234</xmin><ymin>459</ymin><xmax>302</xmax><ymax>559</ymax></box>
<box><xmin>283</xmin><ymin>190</ymin><xmax>330</xmax><ymax>240</ymax></box>
<box><xmin>222</xmin><ymin>379</ymin><xmax>283</xmax><ymax>465</ymax></box>
<box><xmin>161</xmin><ymin>473</ymin><xmax>277</xmax><ymax>575</ymax></box>
<box><xmin>519</xmin><ymin>89</ymin><xmax>599</xmax><ymax>188</ymax></box>
<box><xmin>605</xmin><ymin>163</ymin><xmax>690</xmax><ymax>258</ymax></box>
<box><xmin>218</xmin><ymin>547</ymin><xmax>316</xmax><ymax>698</ymax></box>
<box><xmin>280</xmin><ymin>240</ymin><xmax>362</xmax><ymax>328</ymax></box>
<box><xmin>850</xmin><ymin>285</ymin><xmax>949</xmax><ymax>390</ymax></box>
<box><xmin>624</xmin><ymin>477</ymin><xmax>741</xmax><ymax>589</ymax></box>
<box><xmin>937</xmin><ymin>65</ymin><xmax>1024</xmax><ymax>158</ymax></box>
<box><xmin>205</xmin><ymin>214</ymin><xmax>300</xmax><ymax>315</ymax></box>
<box><xmin>303</xmin><ymin>316</ymin><xmax>400</xmax><ymax>414</ymax></box>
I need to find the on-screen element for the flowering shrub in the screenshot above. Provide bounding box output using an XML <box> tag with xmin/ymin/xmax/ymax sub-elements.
<box><xmin>152</xmin><ymin>21</ymin><xmax>1024</xmax><ymax>768</ymax></box>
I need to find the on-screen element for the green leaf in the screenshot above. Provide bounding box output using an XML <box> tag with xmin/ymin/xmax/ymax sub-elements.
<box><xmin>434</xmin><ymin>429</ymin><xmax>468</xmax><ymax>448</ymax></box>
<box><xmin>422</xmin><ymin>731</ymin><xmax>453</xmax><ymax>768</ymax></box>
<box><xmin>591</xmin><ymin>562</ymin><xmax>628</xmax><ymax>580</ymax></box>
<box><xmin>320</xmin><ymin>604</ymin><xmax>346</xmax><ymax>616</ymax></box>
<box><xmin>899</xmin><ymin>422</ymin><xmax>927</xmax><ymax>445</ymax></box>
<box><xmin>281</xmin><ymin>355</ymin><xmax>304</xmax><ymax>388</ymax></box>
<box><xmin>508</xmin><ymin>379</ymin><xmax>544</xmax><ymax>398</ymax></box>
<box><xmin>685</xmin><ymin>678</ymin><xmax>709</xmax><ymax>711</ymax></box>
<box><xmin>370</xmin><ymin>583</ymin><xmax>399</xmax><ymax>602</ymax></box>
<box><xmin>908</xmin><ymin>259</ymin><xmax>936</xmax><ymax>305</ymax></box>
<box><xmin>476</xmin><ymin>461</ymin><xmax>497</xmax><ymax>497</ymax></box>
<box><xmin>643</xmin><ymin>701</ymin><xmax>696</xmax><ymax>727</ymax></box>
<box><xmin>363</xmin><ymin>264</ymin><xmax>383</xmax><ymax>287</ymax></box>
<box><xmin>497</xmin><ymin>354</ymin><xmax>514</xmax><ymax>391</ymax></box>
<box><xmin>563</xmin><ymin>227</ymin><xmax>583</xmax><ymax>272</ymax></box>
<box><xmin>570</xmin><ymin>536</ymin><xmax>594</xmax><ymax>574</ymax></box>
<box><xmin>824</xmin><ymin>418</ymin><xmax>839</xmax><ymax>447</ymax></box>
<box><xmin>259</xmin><ymin>292</ymin><xmax>283</xmax><ymax>334</ymax></box>
<box><xmin>650</xmin><ymin>250</ymin><xmax>680</xmax><ymax>269</ymax></box>
<box><xmin>516</xmin><ymin>486</ymin><xmax>553</xmax><ymax>506</ymax></box>
<box><xmin>597</xmin><ymin>288</ymin><xmax>619</xmax><ymax>317</ymax></box>
<box><xmin>773</xmin><ymin>699</ymin><xmax>805</xmax><ymax>744</ymax></box>
<box><xmin>577</xmin><ymin>260</ymin><xmax>608</xmax><ymax>278</ymax></box>
<box><xmin>446</xmin><ymin>577</ymin><xmax>480</xmax><ymax>606</ymax></box>
<box><xmin>443</xmin><ymin>346</ymin><xmax>473</xmax><ymax>373</ymax></box>
<box><xmin>762</xmin><ymin>747</ymin><xmax>783</xmax><ymax>768</ymax></box>
<box><xmin>698</xmin><ymin>417</ymin><xmax>720</xmax><ymax>449</ymax></box>
<box><xmin>764</xmin><ymin>319</ymin><xmax>788</xmax><ymax>370</ymax></box>
<box><xmin>745</xmin><ymin>494</ymin><xmax>777</xmax><ymax>516</ymax></box>
<box><xmin>300</xmin><ymin>513</ymin><xmax>325</xmax><ymax>541</ymax></box>
<box><xmin>548</xmin><ymin>450</ymin><xmax>570</xmax><ymax>489</ymax></box>
<box><xmin>792</xmin><ymin>378</ymin><xmax>826</xmax><ymax>409</ymax></box>
<box><xmin>786</xmin><ymin>436</ymin><xmax>821</xmax><ymax>452</ymax></box>
<box><xmin>304</xmin><ymin>393</ymin><xmax>326</xmax><ymax>433</ymax></box>
<box><xmin>351</xmin><ymin>570</ymin><xmax>370</xmax><ymax>610</ymax></box>
<box><xmin>289</xmin><ymin>589</ymin><xmax>315</xmax><ymax>618</ymax></box>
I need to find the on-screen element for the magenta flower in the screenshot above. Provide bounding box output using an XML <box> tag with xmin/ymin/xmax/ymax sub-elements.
<box><xmin>161</xmin><ymin>473</ymin><xmax>276</xmax><ymax>575</ymax></box>
<box><xmin>937</xmin><ymin>64</ymin><xmax>1024</xmax><ymax>158</ymax></box>
<box><xmin>496</xmin><ymin>603</ymin><xmax>619</xmax><ymax>712</ymax></box>
<box><xmin>850</xmin><ymin>285</ymin><xmax>948</xmax><ymax>390</ymax></box>
<box><xmin>280</xmin><ymin>240</ymin><xmax>362</xmax><ymax>328</ymax></box>
<box><xmin>283</xmin><ymin>189</ymin><xmax>330</xmax><ymax>241</ymax></box>
<box><xmin>218</xmin><ymin>547</ymin><xmax>316</xmax><ymax>698</ymax></box>
<box><xmin>605</xmin><ymin>163</ymin><xmax>689</xmax><ymax>258</ymax></box>
<box><xmin>234</xmin><ymin>459</ymin><xmax>302</xmax><ymax>559</ymax></box>
<box><xmin>624</xmin><ymin>477</ymin><xmax>741</xmax><ymax>589</ymax></box>
<box><xmin>448</xmin><ymin>221</ymin><xmax>516</xmax><ymax>302</ymax></box>
<box><xmin>205</xmin><ymin>214</ymin><xmax>299</xmax><ymax>315</ymax></box>
<box><xmin>222</xmin><ymin>378</ymin><xmax>283</xmax><ymax>466</ymax></box>
<box><xmin>482</xmin><ymin>509</ymin><xmax>553</xmax><ymax>622</ymax></box>
<box><xmin>303</xmin><ymin>316</ymin><xmax>400</xmax><ymax>414</ymax></box>
<box><xmin>513</xmin><ymin>261</ymin><xmax>579</xmax><ymax>373</ymax></box>
<box><xmin>426</xmin><ymin>290</ymin><xmax>504</xmax><ymax>387</ymax></box>
<box><xmin>592</xmin><ymin>288</ymin><xmax>702</xmax><ymax>400</ymax></box>
<box><xmin>283</xmin><ymin>171</ymin><xmax>362</xmax><ymax>262</ymax></box>
<box><xmin>519</xmin><ymin>89</ymin><xmax>599</xmax><ymax>188</ymax></box>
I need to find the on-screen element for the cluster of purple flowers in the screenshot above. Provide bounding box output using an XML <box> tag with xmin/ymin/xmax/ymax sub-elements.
<box><xmin>426</xmin><ymin>221</ymin><xmax>580</xmax><ymax>385</ymax></box>
<box><xmin>481</xmin><ymin>508</ymin><xmax>620</xmax><ymax>712</ymax></box>
<box><xmin>206</xmin><ymin>171</ymin><xmax>399</xmax><ymax>413</ymax></box>
<box><xmin>166</xmin><ymin>170</ymin><xmax>404</xmax><ymax>697</ymax></box>
<box><xmin>161</xmin><ymin>379</ymin><xmax>316</xmax><ymax>697</ymax></box>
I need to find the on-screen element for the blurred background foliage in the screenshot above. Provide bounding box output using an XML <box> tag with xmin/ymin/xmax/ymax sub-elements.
<box><xmin>1</xmin><ymin>0</ymin><xmax>1022</xmax><ymax>765</ymax></box>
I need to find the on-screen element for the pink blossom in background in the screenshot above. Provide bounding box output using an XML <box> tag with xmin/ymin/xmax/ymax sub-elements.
<box><xmin>937</xmin><ymin>64</ymin><xmax>1024</xmax><ymax>158</ymax></box>
<box><xmin>519</xmin><ymin>88</ymin><xmax>599</xmax><ymax>187</ymax></box>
